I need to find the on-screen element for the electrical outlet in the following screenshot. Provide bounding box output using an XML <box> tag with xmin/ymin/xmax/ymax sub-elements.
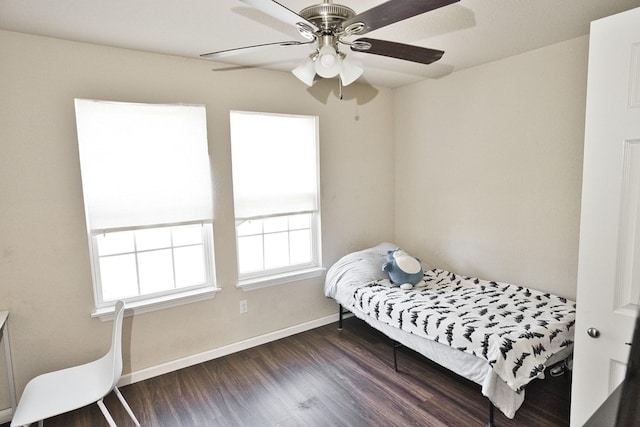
<box><xmin>240</xmin><ymin>300</ymin><xmax>248</xmax><ymax>314</ymax></box>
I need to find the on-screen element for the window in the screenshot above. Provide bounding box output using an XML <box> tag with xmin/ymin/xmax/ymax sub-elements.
<box><xmin>230</xmin><ymin>111</ymin><xmax>322</xmax><ymax>289</ymax></box>
<box><xmin>93</xmin><ymin>224</ymin><xmax>214</xmax><ymax>301</ymax></box>
<box><xmin>74</xmin><ymin>99</ymin><xmax>217</xmax><ymax>316</ymax></box>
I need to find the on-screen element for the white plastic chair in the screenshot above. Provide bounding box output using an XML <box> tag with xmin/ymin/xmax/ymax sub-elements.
<box><xmin>11</xmin><ymin>300</ymin><xmax>141</xmax><ymax>426</ymax></box>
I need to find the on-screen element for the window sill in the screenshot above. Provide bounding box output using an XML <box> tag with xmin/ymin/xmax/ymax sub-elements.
<box><xmin>91</xmin><ymin>286</ymin><xmax>222</xmax><ymax>321</ymax></box>
<box><xmin>237</xmin><ymin>267</ymin><xmax>326</xmax><ymax>291</ymax></box>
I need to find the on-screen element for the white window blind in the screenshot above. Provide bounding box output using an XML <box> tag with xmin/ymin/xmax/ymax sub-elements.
<box><xmin>75</xmin><ymin>99</ymin><xmax>213</xmax><ymax>230</ymax></box>
<box><xmin>229</xmin><ymin>111</ymin><xmax>319</xmax><ymax>219</ymax></box>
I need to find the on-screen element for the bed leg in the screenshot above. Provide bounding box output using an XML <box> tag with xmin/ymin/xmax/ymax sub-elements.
<box><xmin>393</xmin><ymin>341</ymin><xmax>401</xmax><ymax>372</ymax></box>
<box><xmin>338</xmin><ymin>304</ymin><xmax>343</xmax><ymax>331</ymax></box>
<box><xmin>487</xmin><ymin>400</ymin><xmax>495</xmax><ymax>427</ymax></box>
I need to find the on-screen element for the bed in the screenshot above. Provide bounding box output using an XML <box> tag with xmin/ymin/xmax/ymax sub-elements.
<box><xmin>325</xmin><ymin>242</ymin><xmax>575</xmax><ymax>424</ymax></box>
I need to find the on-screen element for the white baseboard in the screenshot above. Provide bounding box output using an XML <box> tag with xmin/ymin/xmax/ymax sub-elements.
<box><xmin>119</xmin><ymin>312</ymin><xmax>340</xmax><ymax>387</ymax></box>
<box><xmin>0</xmin><ymin>407</ymin><xmax>13</xmax><ymax>424</ymax></box>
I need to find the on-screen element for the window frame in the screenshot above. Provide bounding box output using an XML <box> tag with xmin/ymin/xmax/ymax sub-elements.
<box><xmin>235</xmin><ymin>212</ymin><xmax>323</xmax><ymax>290</ymax></box>
<box><xmin>87</xmin><ymin>222</ymin><xmax>219</xmax><ymax>320</ymax></box>
<box><xmin>89</xmin><ymin>221</ymin><xmax>216</xmax><ymax>304</ymax></box>
<box><xmin>230</xmin><ymin>111</ymin><xmax>324</xmax><ymax>290</ymax></box>
<box><xmin>74</xmin><ymin>99</ymin><xmax>218</xmax><ymax>319</ymax></box>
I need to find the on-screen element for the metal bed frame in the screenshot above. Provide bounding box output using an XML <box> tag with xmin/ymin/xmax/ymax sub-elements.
<box><xmin>337</xmin><ymin>304</ymin><xmax>570</xmax><ymax>427</ymax></box>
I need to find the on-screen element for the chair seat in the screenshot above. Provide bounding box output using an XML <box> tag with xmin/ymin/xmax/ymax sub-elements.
<box><xmin>11</xmin><ymin>356</ymin><xmax>113</xmax><ymax>426</ymax></box>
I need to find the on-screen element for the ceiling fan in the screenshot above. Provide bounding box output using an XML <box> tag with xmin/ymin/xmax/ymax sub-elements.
<box><xmin>201</xmin><ymin>0</ymin><xmax>459</xmax><ymax>87</ymax></box>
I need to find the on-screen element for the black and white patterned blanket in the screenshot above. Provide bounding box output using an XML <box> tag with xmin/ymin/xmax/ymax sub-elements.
<box><xmin>353</xmin><ymin>269</ymin><xmax>576</xmax><ymax>392</ymax></box>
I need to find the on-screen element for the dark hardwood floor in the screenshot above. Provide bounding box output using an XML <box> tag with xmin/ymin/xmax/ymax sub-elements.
<box><xmin>4</xmin><ymin>316</ymin><xmax>571</xmax><ymax>426</ymax></box>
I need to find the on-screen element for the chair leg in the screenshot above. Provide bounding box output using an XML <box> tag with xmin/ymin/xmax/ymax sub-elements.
<box><xmin>97</xmin><ymin>398</ymin><xmax>117</xmax><ymax>427</ymax></box>
<box><xmin>114</xmin><ymin>386</ymin><xmax>141</xmax><ymax>426</ymax></box>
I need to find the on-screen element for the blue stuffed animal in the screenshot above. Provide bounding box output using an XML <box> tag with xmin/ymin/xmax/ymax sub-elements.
<box><xmin>382</xmin><ymin>248</ymin><xmax>425</xmax><ymax>290</ymax></box>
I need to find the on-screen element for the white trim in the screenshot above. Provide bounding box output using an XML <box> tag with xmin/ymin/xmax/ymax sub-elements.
<box><xmin>118</xmin><ymin>312</ymin><xmax>339</xmax><ymax>386</ymax></box>
<box><xmin>91</xmin><ymin>222</ymin><xmax>216</xmax><ymax>309</ymax></box>
<box><xmin>0</xmin><ymin>407</ymin><xmax>12</xmax><ymax>424</ymax></box>
<box><xmin>237</xmin><ymin>267</ymin><xmax>325</xmax><ymax>291</ymax></box>
<box><xmin>92</xmin><ymin>286</ymin><xmax>221</xmax><ymax>321</ymax></box>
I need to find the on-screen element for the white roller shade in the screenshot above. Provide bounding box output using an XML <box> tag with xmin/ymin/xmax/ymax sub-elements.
<box><xmin>230</xmin><ymin>111</ymin><xmax>319</xmax><ymax>219</ymax></box>
<box><xmin>75</xmin><ymin>99</ymin><xmax>213</xmax><ymax>230</ymax></box>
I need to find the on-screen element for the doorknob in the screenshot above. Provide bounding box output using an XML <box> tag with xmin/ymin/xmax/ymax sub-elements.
<box><xmin>587</xmin><ymin>327</ymin><xmax>601</xmax><ymax>338</ymax></box>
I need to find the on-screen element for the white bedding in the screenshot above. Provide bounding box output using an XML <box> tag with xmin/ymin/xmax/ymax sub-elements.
<box><xmin>324</xmin><ymin>243</ymin><xmax>574</xmax><ymax>419</ymax></box>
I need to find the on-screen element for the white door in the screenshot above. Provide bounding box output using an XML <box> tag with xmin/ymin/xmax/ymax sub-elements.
<box><xmin>570</xmin><ymin>7</ymin><xmax>640</xmax><ymax>427</ymax></box>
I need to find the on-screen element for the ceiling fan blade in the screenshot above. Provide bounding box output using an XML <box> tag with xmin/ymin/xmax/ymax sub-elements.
<box><xmin>240</xmin><ymin>0</ymin><xmax>319</xmax><ymax>32</ymax></box>
<box><xmin>344</xmin><ymin>0</ymin><xmax>459</xmax><ymax>35</ymax></box>
<box><xmin>201</xmin><ymin>40</ymin><xmax>310</xmax><ymax>59</ymax></box>
<box><xmin>351</xmin><ymin>38</ymin><xmax>444</xmax><ymax>65</ymax></box>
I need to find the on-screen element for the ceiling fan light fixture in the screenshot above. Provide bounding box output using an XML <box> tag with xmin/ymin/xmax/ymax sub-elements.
<box><xmin>292</xmin><ymin>57</ymin><xmax>316</xmax><ymax>86</ymax></box>
<box><xmin>315</xmin><ymin>45</ymin><xmax>341</xmax><ymax>78</ymax></box>
<box><xmin>339</xmin><ymin>57</ymin><xmax>363</xmax><ymax>86</ymax></box>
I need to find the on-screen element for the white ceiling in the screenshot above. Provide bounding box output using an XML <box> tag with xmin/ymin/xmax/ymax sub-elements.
<box><xmin>1</xmin><ymin>0</ymin><xmax>639</xmax><ymax>88</ymax></box>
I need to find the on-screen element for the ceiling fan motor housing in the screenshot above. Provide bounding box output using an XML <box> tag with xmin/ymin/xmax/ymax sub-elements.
<box><xmin>299</xmin><ymin>2</ymin><xmax>355</xmax><ymax>32</ymax></box>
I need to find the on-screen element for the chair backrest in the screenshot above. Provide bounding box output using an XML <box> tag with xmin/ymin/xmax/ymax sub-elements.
<box><xmin>108</xmin><ymin>300</ymin><xmax>126</xmax><ymax>391</ymax></box>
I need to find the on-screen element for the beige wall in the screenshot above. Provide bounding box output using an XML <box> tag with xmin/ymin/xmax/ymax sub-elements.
<box><xmin>0</xmin><ymin>29</ymin><xmax>395</xmax><ymax>408</ymax></box>
<box><xmin>0</xmin><ymin>29</ymin><xmax>590</xmax><ymax>413</ymax></box>
<box><xmin>394</xmin><ymin>36</ymin><xmax>589</xmax><ymax>300</ymax></box>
